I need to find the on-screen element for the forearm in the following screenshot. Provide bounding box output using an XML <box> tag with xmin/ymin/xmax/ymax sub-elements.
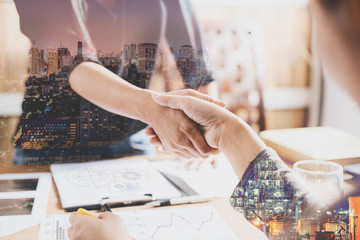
<box><xmin>69</xmin><ymin>62</ymin><xmax>153</xmax><ymax>123</ymax></box>
<box><xmin>219</xmin><ymin>115</ymin><xmax>266</xmax><ymax>179</ymax></box>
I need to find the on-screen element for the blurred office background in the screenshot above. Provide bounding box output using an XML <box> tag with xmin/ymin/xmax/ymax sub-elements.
<box><xmin>1</xmin><ymin>0</ymin><xmax>360</xmax><ymax>166</ymax></box>
<box><xmin>192</xmin><ymin>0</ymin><xmax>360</xmax><ymax>136</ymax></box>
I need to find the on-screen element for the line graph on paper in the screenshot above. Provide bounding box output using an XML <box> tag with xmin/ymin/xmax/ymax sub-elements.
<box><xmin>150</xmin><ymin>212</ymin><xmax>214</xmax><ymax>239</ymax></box>
<box><xmin>118</xmin><ymin>206</ymin><xmax>238</xmax><ymax>240</ymax></box>
<box><xmin>39</xmin><ymin>206</ymin><xmax>238</xmax><ymax>240</ymax></box>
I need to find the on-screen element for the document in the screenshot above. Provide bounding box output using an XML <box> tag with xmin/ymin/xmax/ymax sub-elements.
<box><xmin>0</xmin><ymin>172</ymin><xmax>52</xmax><ymax>237</ymax></box>
<box><xmin>39</xmin><ymin>206</ymin><xmax>238</xmax><ymax>240</ymax></box>
<box><xmin>51</xmin><ymin>157</ymin><xmax>181</xmax><ymax>210</ymax></box>
<box><xmin>152</xmin><ymin>154</ymin><xmax>238</xmax><ymax>198</ymax></box>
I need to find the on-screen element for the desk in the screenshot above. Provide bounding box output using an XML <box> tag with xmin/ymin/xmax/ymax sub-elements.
<box><xmin>0</xmin><ymin>162</ymin><xmax>267</xmax><ymax>240</ymax></box>
<box><xmin>260</xmin><ymin>127</ymin><xmax>360</xmax><ymax>165</ymax></box>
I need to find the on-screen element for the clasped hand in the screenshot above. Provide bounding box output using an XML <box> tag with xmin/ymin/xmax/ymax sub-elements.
<box><xmin>145</xmin><ymin>89</ymin><xmax>233</xmax><ymax>160</ymax></box>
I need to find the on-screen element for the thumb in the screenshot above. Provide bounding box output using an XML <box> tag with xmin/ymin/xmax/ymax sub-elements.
<box><xmin>164</xmin><ymin>89</ymin><xmax>227</xmax><ymax>107</ymax></box>
<box><xmin>152</xmin><ymin>93</ymin><xmax>186</xmax><ymax>110</ymax></box>
<box><xmin>98</xmin><ymin>212</ymin><xmax>115</xmax><ymax>220</ymax></box>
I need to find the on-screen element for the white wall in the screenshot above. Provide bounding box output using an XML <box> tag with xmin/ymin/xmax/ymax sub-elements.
<box><xmin>321</xmin><ymin>74</ymin><xmax>360</xmax><ymax>137</ymax></box>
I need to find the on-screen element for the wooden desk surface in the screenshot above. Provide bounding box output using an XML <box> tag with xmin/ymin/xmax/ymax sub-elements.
<box><xmin>1</xmin><ymin>162</ymin><xmax>267</xmax><ymax>240</ymax></box>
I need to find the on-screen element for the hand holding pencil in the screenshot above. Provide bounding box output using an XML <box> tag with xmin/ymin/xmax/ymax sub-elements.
<box><xmin>67</xmin><ymin>208</ymin><xmax>132</xmax><ymax>240</ymax></box>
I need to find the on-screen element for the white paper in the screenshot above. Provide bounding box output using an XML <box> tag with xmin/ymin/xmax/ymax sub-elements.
<box><xmin>51</xmin><ymin>158</ymin><xmax>181</xmax><ymax>209</ymax></box>
<box><xmin>39</xmin><ymin>206</ymin><xmax>238</xmax><ymax>240</ymax></box>
<box><xmin>0</xmin><ymin>172</ymin><xmax>52</xmax><ymax>237</ymax></box>
<box><xmin>152</xmin><ymin>154</ymin><xmax>239</xmax><ymax>198</ymax></box>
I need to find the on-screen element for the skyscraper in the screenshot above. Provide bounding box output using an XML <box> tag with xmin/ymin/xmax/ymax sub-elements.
<box><xmin>77</xmin><ymin>41</ymin><xmax>82</xmax><ymax>57</ymax></box>
<box><xmin>177</xmin><ymin>45</ymin><xmax>196</xmax><ymax>83</ymax></box>
<box><xmin>123</xmin><ymin>44</ymin><xmax>130</xmax><ymax>60</ymax></box>
<box><xmin>48</xmin><ymin>49</ymin><xmax>58</xmax><ymax>75</ymax></box>
<box><xmin>29</xmin><ymin>47</ymin><xmax>43</xmax><ymax>76</ymax></box>
<box><xmin>57</xmin><ymin>47</ymin><xmax>70</xmax><ymax>70</ymax></box>
<box><xmin>130</xmin><ymin>43</ymin><xmax>137</xmax><ymax>60</ymax></box>
<box><xmin>138</xmin><ymin>43</ymin><xmax>157</xmax><ymax>73</ymax></box>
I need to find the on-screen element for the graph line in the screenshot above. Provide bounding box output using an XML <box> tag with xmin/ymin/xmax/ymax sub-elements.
<box><xmin>151</xmin><ymin>212</ymin><xmax>214</xmax><ymax>239</ymax></box>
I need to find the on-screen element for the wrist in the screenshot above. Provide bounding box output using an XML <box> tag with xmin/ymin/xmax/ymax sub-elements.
<box><xmin>218</xmin><ymin>114</ymin><xmax>240</xmax><ymax>152</ymax></box>
<box><xmin>135</xmin><ymin>89</ymin><xmax>161</xmax><ymax>124</ymax></box>
<box><xmin>220</xmin><ymin>114</ymin><xmax>266</xmax><ymax>160</ymax></box>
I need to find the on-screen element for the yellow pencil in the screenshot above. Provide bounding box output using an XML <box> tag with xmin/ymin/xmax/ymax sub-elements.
<box><xmin>77</xmin><ymin>208</ymin><xmax>97</xmax><ymax>218</ymax></box>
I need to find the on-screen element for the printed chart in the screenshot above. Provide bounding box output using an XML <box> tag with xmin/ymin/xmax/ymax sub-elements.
<box><xmin>39</xmin><ymin>206</ymin><xmax>238</xmax><ymax>240</ymax></box>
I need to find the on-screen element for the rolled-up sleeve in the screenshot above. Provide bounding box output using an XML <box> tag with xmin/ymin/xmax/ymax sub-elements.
<box><xmin>230</xmin><ymin>148</ymin><xmax>326</xmax><ymax>235</ymax></box>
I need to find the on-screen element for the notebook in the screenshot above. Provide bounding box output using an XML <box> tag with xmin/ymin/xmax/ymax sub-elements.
<box><xmin>51</xmin><ymin>157</ymin><xmax>181</xmax><ymax>211</ymax></box>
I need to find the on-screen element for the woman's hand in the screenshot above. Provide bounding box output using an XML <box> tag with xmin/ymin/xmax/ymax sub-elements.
<box><xmin>68</xmin><ymin>212</ymin><xmax>132</xmax><ymax>240</ymax></box>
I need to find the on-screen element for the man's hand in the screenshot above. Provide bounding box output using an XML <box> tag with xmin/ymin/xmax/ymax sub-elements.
<box><xmin>68</xmin><ymin>212</ymin><xmax>132</xmax><ymax>240</ymax></box>
<box><xmin>149</xmin><ymin>90</ymin><xmax>233</xmax><ymax>152</ymax></box>
<box><xmin>150</xmin><ymin>90</ymin><xmax>266</xmax><ymax>179</ymax></box>
<box><xmin>143</xmin><ymin>89</ymin><xmax>225</xmax><ymax>159</ymax></box>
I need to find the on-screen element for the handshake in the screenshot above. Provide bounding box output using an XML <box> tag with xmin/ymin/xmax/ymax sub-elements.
<box><xmin>144</xmin><ymin>89</ymin><xmax>231</xmax><ymax>160</ymax></box>
<box><xmin>70</xmin><ymin>62</ymin><xmax>265</xmax><ymax>178</ymax></box>
<box><xmin>142</xmin><ymin>89</ymin><xmax>265</xmax><ymax>177</ymax></box>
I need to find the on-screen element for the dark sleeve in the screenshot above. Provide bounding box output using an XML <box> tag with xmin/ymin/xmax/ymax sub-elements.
<box><xmin>164</xmin><ymin>0</ymin><xmax>214</xmax><ymax>89</ymax></box>
<box><xmin>230</xmin><ymin>148</ymin><xmax>326</xmax><ymax>236</ymax></box>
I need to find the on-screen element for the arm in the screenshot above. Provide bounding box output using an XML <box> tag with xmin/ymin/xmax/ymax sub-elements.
<box><xmin>69</xmin><ymin>62</ymin><xmax>219</xmax><ymax>159</ymax></box>
<box><xmin>70</xmin><ymin>62</ymin><xmax>150</xmax><ymax>122</ymax></box>
<box><xmin>152</xmin><ymin>92</ymin><xmax>326</xmax><ymax>233</ymax></box>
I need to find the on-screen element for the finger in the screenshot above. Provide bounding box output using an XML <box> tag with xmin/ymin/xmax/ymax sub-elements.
<box><xmin>145</xmin><ymin>127</ymin><xmax>157</xmax><ymax>136</ymax></box>
<box><xmin>163</xmin><ymin>89</ymin><xmax>227</xmax><ymax>107</ymax></box>
<box><xmin>67</xmin><ymin>226</ymin><xmax>74</xmax><ymax>239</ymax></box>
<box><xmin>185</xmin><ymin>126</ymin><xmax>218</xmax><ymax>156</ymax></box>
<box><xmin>149</xmin><ymin>136</ymin><xmax>162</xmax><ymax>146</ymax></box>
<box><xmin>162</xmin><ymin>143</ymin><xmax>197</xmax><ymax>159</ymax></box>
<box><xmin>69</xmin><ymin>212</ymin><xmax>98</xmax><ymax>226</ymax></box>
<box><xmin>181</xmin><ymin>148</ymin><xmax>199</xmax><ymax>159</ymax></box>
<box><xmin>69</xmin><ymin>213</ymin><xmax>78</xmax><ymax>225</ymax></box>
<box><xmin>183</xmin><ymin>140</ymin><xmax>207</xmax><ymax>159</ymax></box>
<box><xmin>211</xmin><ymin>157</ymin><xmax>218</xmax><ymax>168</ymax></box>
<box><xmin>186</xmin><ymin>159</ymin><xmax>196</xmax><ymax>170</ymax></box>
<box><xmin>211</xmin><ymin>149</ymin><xmax>221</xmax><ymax>155</ymax></box>
<box><xmin>172</xmin><ymin>147</ymin><xmax>197</xmax><ymax>159</ymax></box>
<box><xmin>195</xmin><ymin>158</ymin><xmax>205</xmax><ymax>170</ymax></box>
<box><xmin>98</xmin><ymin>212</ymin><xmax>115</xmax><ymax>220</ymax></box>
<box><xmin>173</xmin><ymin>150</ymin><xmax>193</xmax><ymax>160</ymax></box>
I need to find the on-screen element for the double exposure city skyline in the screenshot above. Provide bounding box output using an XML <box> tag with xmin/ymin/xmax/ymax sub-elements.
<box><xmin>16</xmin><ymin>38</ymin><xmax>211</xmax><ymax>165</ymax></box>
<box><xmin>13</xmin><ymin>0</ymin><xmax>214</xmax><ymax>165</ymax></box>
